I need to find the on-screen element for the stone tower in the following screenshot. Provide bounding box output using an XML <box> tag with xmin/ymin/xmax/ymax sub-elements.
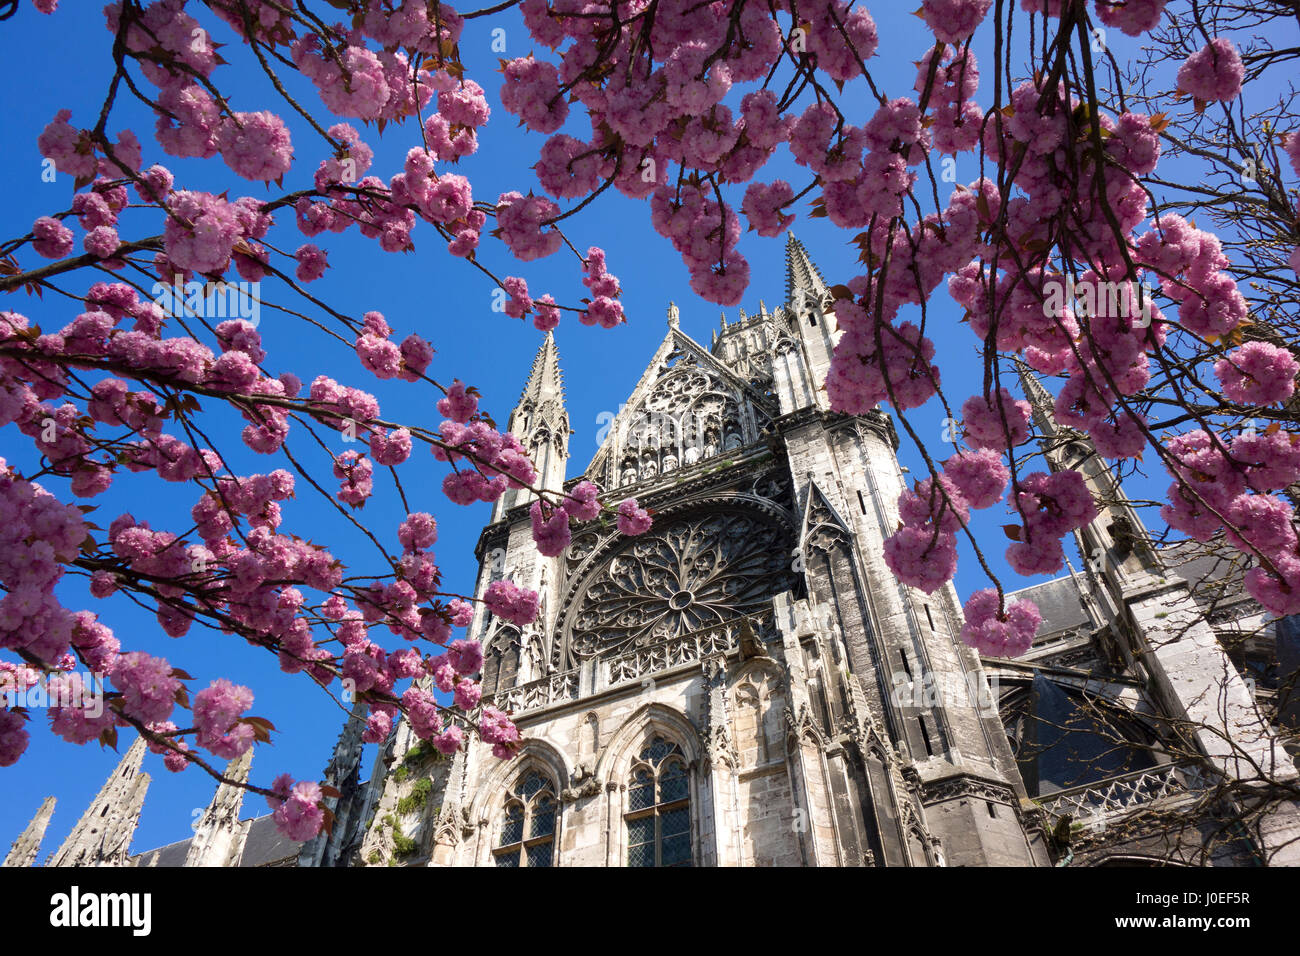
<box><xmin>3</xmin><ymin>796</ymin><xmax>55</xmax><ymax>868</ymax></box>
<box><xmin>359</xmin><ymin>234</ymin><xmax>1051</xmax><ymax>867</ymax></box>
<box><xmin>184</xmin><ymin>750</ymin><xmax>254</xmax><ymax>867</ymax></box>
<box><xmin>47</xmin><ymin>736</ymin><xmax>150</xmax><ymax>867</ymax></box>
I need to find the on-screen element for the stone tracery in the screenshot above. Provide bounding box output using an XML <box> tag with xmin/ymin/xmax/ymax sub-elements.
<box><xmin>566</xmin><ymin>509</ymin><xmax>796</xmax><ymax>661</ymax></box>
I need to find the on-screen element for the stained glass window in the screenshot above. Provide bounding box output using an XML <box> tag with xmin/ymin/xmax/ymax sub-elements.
<box><xmin>493</xmin><ymin>769</ymin><xmax>557</xmax><ymax>867</ymax></box>
<box><xmin>624</xmin><ymin>736</ymin><xmax>692</xmax><ymax>867</ymax></box>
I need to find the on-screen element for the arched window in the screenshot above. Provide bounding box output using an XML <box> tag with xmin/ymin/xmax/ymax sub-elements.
<box><xmin>1002</xmin><ymin>675</ymin><xmax>1160</xmax><ymax>797</ymax></box>
<box><xmin>493</xmin><ymin>769</ymin><xmax>557</xmax><ymax>867</ymax></box>
<box><xmin>625</xmin><ymin>736</ymin><xmax>692</xmax><ymax>867</ymax></box>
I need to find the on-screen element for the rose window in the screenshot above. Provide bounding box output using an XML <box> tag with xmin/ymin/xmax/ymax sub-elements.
<box><xmin>567</xmin><ymin>510</ymin><xmax>795</xmax><ymax>659</ymax></box>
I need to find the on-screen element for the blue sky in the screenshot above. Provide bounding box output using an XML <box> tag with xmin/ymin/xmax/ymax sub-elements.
<box><xmin>0</xmin><ymin>3</ymin><xmax>1225</xmax><ymax>856</ymax></box>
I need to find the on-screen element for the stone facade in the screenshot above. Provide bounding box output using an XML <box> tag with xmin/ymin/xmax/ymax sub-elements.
<box><xmin>11</xmin><ymin>235</ymin><xmax>1300</xmax><ymax>868</ymax></box>
<box><xmin>352</xmin><ymin>235</ymin><xmax>1053</xmax><ymax>868</ymax></box>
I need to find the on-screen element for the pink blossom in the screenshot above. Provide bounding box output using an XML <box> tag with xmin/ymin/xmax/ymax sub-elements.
<box><xmin>295</xmin><ymin>244</ymin><xmax>328</xmax><ymax>282</ymax></box>
<box><xmin>437</xmin><ymin>381</ymin><xmax>478</xmax><ymax>423</ymax></box>
<box><xmin>193</xmin><ymin>678</ymin><xmax>255</xmax><ymax>758</ymax></box>
<box><xmin>448</xmin><ymin>599</ymin><xmax>474</xmax><ymax>627</ymax></box>
<box><xmin>960</xmin><ymin>589</ymin><xmax>1040</xmax><ymax>657</ymax></box>
<box><xmin>268</xmin><ymin>778</ymin><xmax>325</xmax><ymax>841</ymax></box>
<box><xmin>432</xmin><ymin>724</ymin><xmax>464</xmax><ymax>755</ymax></box>
<box><xmin>454</xmin><ymin>680</ymin><xmax>482</xmax><ymax>711</ymax></box>
<box><xmin>1177</xmin><ymin>38</ymin><xmax>1245</xmax><ymax>105</ymax></box>
<box><xmin>84</xmin><ymin>226</ymin><xmax>120</xmax><ymax>259</ymax></box>
<box><xmin>899</xmin><ymin>476</ymin><xmax>969</xmax><ymax>534</ymax></box>
<box><xmin>47</xmin><ymin>674</ymin><xmax>115</xmax><ymax>745</ymax></box>
<box><xmin>479</xmin><ymin>706</ymin><xmax>520</xmax><ymax>759</ymax></box>
<box><xmin>1214</xmin><ymin>341</ymin><xmax>1298</xmax><ymax>406</ymax></box>
<box><xmin>533</xmin><ymin>295</ymin><xmax>561</xmax><ymax>332</ymax></box>
<box><xmin>217</xmin><ymin>111</ymin><xmax>293</xmax><ymax>182</ymax></box>
<box><xmin>496</xmin><ymin>192</ymin><xmax>562</xmax><ymax>261</ymax></box>
<box><xmin>109</xmin><ymin>651</ymin><xmax>180</xmax><ymax>725</ymax></box>
<box><xmin>1245</xmin><ymin>554</ymin><xmax>1300</xmax><ymax>616</ymax></box>
<box><xmin>37</xmin><ymin>109</ymin><xmax>96</xmax><ymax>179</ymax></box>
<box><xmin>0</xmin><ymin>709</ymin><xmax>29</xmax><ymax>766</ymax></box>
<box><xmin>920</xmin><ymin>0</ymin><xmax>992</xmax><ymax>43</ymax></box>
<box><xmin>942</xmin><ymin>449</ymin><xmax>1009</xmax><ymax>509</ymax></box>
<box><xmin>164</xmin><ymin>191</ymin><xmax>242</xmax><ymax>275</ymax></box>
<box><xmin>398</xmin><ymin>512</ymin><xmax>438</xmax><ymax>552</ymax></box>
<box><xmin>483</xmin><ymin>579</ymin><xmax>540</xmax><ymax>625</ymax></box>
<box><xmin>399</xmin><ymin>334</ymin><xmax>433</xmax><ymax>380</ymax></box>
<box><xmin>402</xmin><ymin>686</ymin><xmax>444</xmax><ymax>740</ymax></box>
<box><xmin>616</xmin><ymin>498</ymin><xmax>653</xmax><ymax>536</ymax></box>
<box><xmin>333</xmin><ymin>450</ymin><xmax>373</xmax><ymax>507</ymax></box>
<box><xmin>961</xmin><ymin>389</ymin><xmax>1031</xmax><ymax>451</ymax></box>
<box><xmin>531</xmin><ymin>499</ymin><xmax>572</xmax><ymax>556</ymax></box>
<box><xmin>883</xmin><ymin>527</ymin><xmax>958</xmax><ymax>593</ymax></box>
<box><xmin>1094</xmin><ymin>0</ymin><xmax>1168</xmax><ymax>36</ymax></box>
<box><xmin>741</xmin><ymin>181</ymin><xmax>795</xmax><ymax>237</ymax></box>
<box><xmin>447</xmin><ymin>638</ymin><xmax>484</xmax><ymax>675</ymax></box>
<box><xmin>31</xmin><ymin>217</ymin><xmax>74</xmax><ymax>259</ymax></box>
<box><xmin>502</xmin><ymin>276</ymin><xmax>533</xmax><ymax>319</ymax></box>
<box><xmin>500</xmin><ymin>57</ymin><xmax>569</xmax><ymax>133</ymax></box>
<box><xmin>369</xmin><ymin>427</ymin><xmax>412</xmax><ymax>467</ymax></box>
<box><xmin>581</xmin><ymin>296</ymin><xmax>625</xmax><ymax>329</ymax></box>
<box><xmin>563</xmin><ymin>481</ymin><xmax>602</xmax><ymax>521</ymax></box>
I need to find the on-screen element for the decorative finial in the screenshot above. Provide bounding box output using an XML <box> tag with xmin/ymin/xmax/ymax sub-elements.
<box><xmin>719</xmin><ymin>310</ymin><xmax>727</xmax><ymax>328</ymax></box>
<box><xmin>759</xmin><ymin>299</ymin><xmax>768</xmax><ymax>317</ymax></box>
<box><xmin>667</xmin><ymin>301</ymin><xmax>679</xmax><ymax>328</ymax></box>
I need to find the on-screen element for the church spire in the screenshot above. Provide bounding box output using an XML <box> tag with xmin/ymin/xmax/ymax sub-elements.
<box><xmin>48</xmin><ymin>736</ymin><xmax>150</xmax><ymax>867</ymax></box>
<box><xmin>3</xmin><ymin>796</ymin><xmax>55</xmax><ymax>867</ymax></box>
<box><xmin>785</xmin><ymin>231</ymin><xmax>827</xmax><ymax>305</ymax></box>
<box><xmin>1016</xmin><ymin>360</ymin><xmax>1058</xmax><ymax>437</ymax></box>
<box><xmin>186</xmin><ymin>749</ymin><xmax>253</xmax><ymax>867</ymax></box>
<box><xmin>1015</xmin><ymin>361</ymin><xmax>1162</xmax><ymax>578</ymax></box>
<box><xmin>513</xmin><ymin>331</ymin><xmax>565</xmax><ymax>413</ymax></box>
<box><xmin>298</xmin><ymin>700</ymin><xmax>370</xmax><ymax>867</ymax></box>
<box><xmin>495</xmin><ymin>332</ymin><xmax>570</xmax><ymax>519</ymax></box>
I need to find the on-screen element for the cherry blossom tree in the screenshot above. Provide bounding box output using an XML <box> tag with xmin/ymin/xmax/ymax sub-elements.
<box><xmin>2</xmin><ymin>0</ymin><xmax>1298</xmax><ymax>845</ymax></box>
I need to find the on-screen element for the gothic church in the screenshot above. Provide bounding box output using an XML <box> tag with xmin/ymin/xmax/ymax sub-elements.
<box><xmin>9</xmin><ymin>235</ymin><xmax>1300</xmax><ymax>868</ymax></box>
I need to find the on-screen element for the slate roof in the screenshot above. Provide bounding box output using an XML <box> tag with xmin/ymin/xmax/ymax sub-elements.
<box><xmin>1005</xmin><ymin>575</ymin><xmax>1092</xmax><ymax>640</ymax></box>
<box><xmin>130</xmin><ymin>813</ymin><xmax>302</xmax><ymax>868</ymax></box>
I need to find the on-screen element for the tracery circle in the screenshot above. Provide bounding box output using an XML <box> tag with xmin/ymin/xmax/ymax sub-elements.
<box><xmin>566</xmin><ymin>509</ymin><xmax>796</xmax><ymax>660</ymax></box>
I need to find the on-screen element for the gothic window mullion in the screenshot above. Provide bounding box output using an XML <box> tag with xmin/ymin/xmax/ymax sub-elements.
<box><xmin>625</xmin><ymin>737</ymin><xmax>693</xmax><ymax>867</ymax></box>
<box><xmin>493</xmin><ymin>771</ymin><xmax>557</xmax><ymax>867</ymax></box>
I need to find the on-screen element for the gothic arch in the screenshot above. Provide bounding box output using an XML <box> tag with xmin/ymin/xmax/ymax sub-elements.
<box><xmin>465</xmin><ymin>740</ymin><xmax>571</xmax><ymax>868</ymax></box>
<box><xmin>785</xmin><ymin>724</ymin><xmax>838</xmax><ymax>865</ymax></box>
<box><xmin>482</xmin><ymin>624</ymin><xmax>523</xmax><ymax>695</ymax></box>
<box><xmin>837</xmin><ymin>739</ymin><xmax>907</xmax><ymax>868</ymax></box>
<box><xmin>906</xmin><ymin>825</ymin><xmax>933</xmax><ymax>867</ymax></box>
<box><xmin>469</xmin><ymin>739</ymin><xmax>570</xmax><ymax>831</ymax></box>
<box><xmin>597</xmin><ymin>703</ymin><xmax>705</xmax><ymax>786</ymax></box>
<box><xmin>598</xmin><ymin>703</ymin><xmax>714</xmax><ymax>867</ymax></box>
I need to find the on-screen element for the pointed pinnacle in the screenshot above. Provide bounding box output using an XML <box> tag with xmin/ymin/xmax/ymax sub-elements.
<box><xmin>517</xmin><ymin>331</ymin><xmax>565</xmax><ymax>407</ymax></box>
<box><xmin>785</xmin><ymin>231</ymin><xmax>827</xmax><ymax>304</ymax></box>
<box><xmin>1014</xmin><ymin>359</ymin><xmax>1060</xmax><ymax>439</ymax></box>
